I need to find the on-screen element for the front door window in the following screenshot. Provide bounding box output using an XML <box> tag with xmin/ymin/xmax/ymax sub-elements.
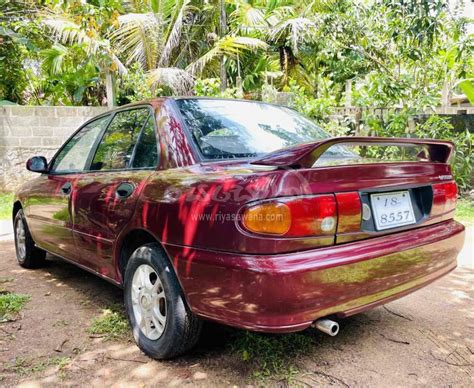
<box><xmin>51</xmin><ymin>115</ymin><xmax>110</xmax><ymax>173</ymax></box>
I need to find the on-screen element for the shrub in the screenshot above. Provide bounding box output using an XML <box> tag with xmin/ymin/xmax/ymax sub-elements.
<box><xmin>362</xmin><ymin>111</ymin><xmax>473</xmax><ymax>192</ymax></box>
<box><xmin>117</xmin><ymin>64</ymin><xmax>162</xmax><ymax>105</ymax></box>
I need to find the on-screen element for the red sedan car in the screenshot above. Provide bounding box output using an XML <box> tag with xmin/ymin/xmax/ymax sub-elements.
<box><xmin>13</xmin><ymin>98</ymin><xmax>465</xmax><ymax>359</ymax></box>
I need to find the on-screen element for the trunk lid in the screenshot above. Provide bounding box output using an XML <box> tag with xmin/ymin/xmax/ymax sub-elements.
<box><xmin>245</xmin><ymin>137</ymin><xmax>457</xmax><ymax>246</ymax></box>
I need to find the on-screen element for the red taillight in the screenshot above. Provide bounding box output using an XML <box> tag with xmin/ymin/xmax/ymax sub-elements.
<box><xmin>285</xmin><ymin>195</ymin><xmax>337</xmax><ymax>237</ymax></box>
<box><xmin>335</xmin><ymin>192</ymin><xmax>362</xmax><ymax>233</ymax></box>
<box><xmin>431</xmin><ymin>181</ymin><xmax>458</xmax><ymax>216</ymax></box>
<box><xmin>241</xmin><ymin>194</ymin><xmax>337</xmax><ymax>237</ymax></box>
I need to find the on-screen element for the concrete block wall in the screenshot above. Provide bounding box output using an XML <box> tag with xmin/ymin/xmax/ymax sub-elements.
<box><xmin>0</xmin><ymin>106</ymin><xmax>109</xmax><ymax>191</ymax></box>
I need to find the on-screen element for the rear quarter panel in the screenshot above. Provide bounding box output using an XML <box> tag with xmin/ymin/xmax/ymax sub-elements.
<box><xmin>132</xmin><ymin>161</ymin><xmax>454</xmax><ymax>255</ymax></box>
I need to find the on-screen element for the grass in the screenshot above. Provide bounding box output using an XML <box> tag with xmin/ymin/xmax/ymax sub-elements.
<box><xmin>88</xmin><ymin>304</ymin><xmax>129</xmax><ymax>340</ymax></box>
<box><xmin>455</xmin><ymin>198</ymin><xmax>474</xmax><ymax>224</ymax></box>
<box><xmin>0</xmin><ymin>192</ymin><xmax>13</xmax><ymax>221</ymax></box>
<box><xmin>231</xmin><ymin>331</ymin><xmax>314</xmax><ymax>383</ymax></box>
<box><xmin>6</xmin><ymin>356</ymin><xmax>71</xmax><ymax>376</ymax></box>
<box><xmin>0</xmin><ymin>277</ymin><xmax>14</xmax><ymax>284</ymax></box>
<box><xmin>0</xmin><ymin>291</ymin><xmax>30</xmax><ymax>322</ymax></box>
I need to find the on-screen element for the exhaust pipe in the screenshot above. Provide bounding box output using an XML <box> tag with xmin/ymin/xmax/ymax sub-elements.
<box><xmin>312</xmin><ymin>318</ymin><xmax>339</xmax><ymax>336</ymax></box>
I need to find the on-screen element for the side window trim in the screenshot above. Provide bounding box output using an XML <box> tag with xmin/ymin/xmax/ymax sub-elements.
<box><xmin>86</xmin><ymin>105</ymin><xmax>157</xmax><ymax>172</ymax></box>
<box><xmin>48</xmin><ymin>113</ymin><xmax>114</xmax><ymax>175</ymax></box>
<box><xmin>129</xmin><ymin>110</ymin><xmax>160</xmax><ymax>169</ymax></box>
<box><xmin>168</xmin><ymin>99</ymin><xmax>202</xmax><ymax>163</ymax></box>
<box><xmin>83</xmin><ymin>111</ymin><xmax>117</xmax><ymax>171</ymax></box>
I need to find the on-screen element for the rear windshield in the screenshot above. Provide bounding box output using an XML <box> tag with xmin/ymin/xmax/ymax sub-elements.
<box><xmin>176</xmin><ymin>99</ymin><xmax>345</xmax><ymax>160</ymax></box>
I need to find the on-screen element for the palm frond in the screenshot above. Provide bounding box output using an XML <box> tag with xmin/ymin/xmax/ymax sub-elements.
<box><xmin>109</xmin><ymin>12</ymin><xmax>161</xmax><ymax>70</ymax></box>
<box><xmin>159</xmin><ymin>0</ymin><xmax>190</xmax><ymax>67</ymax></box>
<box><xmin>230</xmin><ymin>1</ymin><xmax>266</xmax><ymax>35</ymax></box>
<box><xmin>42</xmin><ymin>13</ymin><xmax>126</xmax><ymax>75</ymax></box>
<box><xmin>147</xmin><ymin>67</ymin><xmax>194</xmax><ymax>95</ymax></box>
<box><xmin>109</xmin><ymin>52</ymin><xmax>129</xmax><ymax>75</ymax></box>
<box><xmin>41</xmin><ymin>15</ymin><xmax>103</xmax><ymax>55</ymax></box>
<box><xmin>266</xmin><ymin>6</ymin><xmax>295</xmax><ymax>28</ymax></box>
<box><xmin>40</xmin><ymin>43</ymin><xmax>69</xmax><ymax>75</ymax></box>
<box><xmin>122</xmin><ymin>0</ymin><xmax>149</xmax><ymax>13</ymax></box>
<box><xmin>186</xmin><ymin>36</ymin><xmax>268</xmax><ymax>75</ymax></box>
<box><xmin>270</xmin><ymin>16</ymin><xmax>317</xmax><ymax>53</ymax></box>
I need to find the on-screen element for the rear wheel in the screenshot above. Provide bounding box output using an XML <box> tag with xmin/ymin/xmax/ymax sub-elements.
<box><xmin>124</xmin><ymin>243</ymin><xmax>202</xmax><ymax>359</ymax></box>
<box><xmin>14</xmin><ymin>209</ymin><xmax>46</xmax><ymax>268</ymax></box>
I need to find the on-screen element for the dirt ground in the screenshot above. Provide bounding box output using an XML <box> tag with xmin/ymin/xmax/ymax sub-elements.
<box><xmin>0</xmin><ymin>235</ymin><xmax>473</xmax><ymax>387</ymax></box>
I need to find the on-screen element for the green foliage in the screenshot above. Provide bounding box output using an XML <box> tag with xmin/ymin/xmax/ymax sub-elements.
<box><xmin>415</xmin><ymin>115</ymin><xmax>473</xmax><ymax>192</ymax></box>
<box><xmin>319</xmin><ymin>118</ymin><xmax>354</xmax><ymax>137</ymax></box>
<box><xmin>232</xmin><ymin>331</ymin><xmax>314</xmax><ymax>382</ymax></box>
<box><xmin>0</xmin><ymin>291</ymin><xmax>31</xmax><ymax>321</ymax></box>
<box><xmin>0</xmin><ymin>0</ymin><xmax>44</xmax><ymax>103</ymax></box>
<box><xmin>456</xmin><ymin>198</ymin><xmax>474</xmax><ymax>224</ymax></box>
<box><xmin>0</xmin><ymin>34</ymin><xmax>28</xmax><ymax>103</ymax></box>
<box><xmin>290</xmin><ymin>79</ymin><xmax>337</xmax><ymax>121</ymax></box>
<box><xmin>38</xmin><ymin>43</ymin><xmax>102</xmax><ymax>105</ymax></box>
<box><xmin>195</xmin><ymin>78</ymin><xmax>221</xmax><ymax>97</ymax></box>
<box><xmin>458</xmin><ymin>79</ymin><xmax>474</xmax><ymax>105</ymax></box>
<box><xmin>88</xmin><ymin>304</ymin><xmax>129</xmax><ymax>340</ymax></box>
<box><xmin>360</xmin><ymin>111</ymin><xmax>473</xmax><ymax>192</ymax></box>
<box><xmin>117</xmin><ymin>63</ymin><xmax>157</xmax><ymax>104</ymax></box>
<box><xmin>2</xmin><ymin>0</ymin><xmax>473</xmax><ymax>109</ymax></box>
<box><xmin>0</xmin><ymin>1</ymin><xmax>472</xmax><ymax>190</ymax></box>
<box><xmin>0</xmin><ymin>192</ymin><xmax>13</xmax><ymax>220</ymax></box>
<box><xmin>5</xmin><ymin>356</ymin><xmax>70</xmax><ymax>376</ymax></box>
<box><xmin>195</xmin><ymin>78</ymin><xmax>242</xmax><ymax>98</ymax></box>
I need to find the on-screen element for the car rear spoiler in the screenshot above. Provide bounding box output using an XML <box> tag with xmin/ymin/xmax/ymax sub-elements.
<box><xmin>250</xmin><ymin>137</ymin><xmax>454</xmax><ymax>168</ymax></box>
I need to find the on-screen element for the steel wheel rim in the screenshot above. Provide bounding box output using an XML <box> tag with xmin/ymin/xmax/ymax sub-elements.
<box><xmin>15</xmin><ymin>220</ymin><xmax>26</xmax><ymax>260</ymax></box>
<box><xmin>131</xmin><ymin>264</ymin><xmax>167</xmax><ymax>340</ymax></box>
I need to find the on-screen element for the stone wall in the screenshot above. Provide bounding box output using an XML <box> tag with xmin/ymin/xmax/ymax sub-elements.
<box><xmin>0</xmin><ymin>106</ymin><xmax>109</xmax><ymax>191</ymax></box>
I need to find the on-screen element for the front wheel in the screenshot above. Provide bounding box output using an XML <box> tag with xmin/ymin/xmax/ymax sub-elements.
<box><xmin>124</xmin><ymin>243</ymin><xmax>202</xmax><ymax>359</ymax></box>
<box><xmin>14</xmin><ymin>209</ymin><xmax>46</xmax><ymax>268</ymax></box>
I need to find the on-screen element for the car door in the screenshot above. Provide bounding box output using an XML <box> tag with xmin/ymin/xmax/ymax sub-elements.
<box><xmin>71</xmin><ymin>107</ymin><xmax>159</xmax><ymax>279</ymax></box>
<box><xmin>24</xmin><ymin>115</ymin><xmax>111</xmax><ymax>260</ymax></box>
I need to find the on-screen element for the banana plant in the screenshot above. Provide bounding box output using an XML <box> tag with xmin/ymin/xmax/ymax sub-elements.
<box><xmin>456</xmin><ymin>79</ymin><xmax>474</xmax><ymax>105</ymax></box>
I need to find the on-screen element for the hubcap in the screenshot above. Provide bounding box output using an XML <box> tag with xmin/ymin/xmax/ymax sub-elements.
<box><xmin>15</xmin><ymin>220</ymin><xmax>26</xmax><ymax>260</ymax></box>
<box><xmin>131</xmin><ymin>264</ymin><xmax>167</xmax><ymax>340</ymax></box>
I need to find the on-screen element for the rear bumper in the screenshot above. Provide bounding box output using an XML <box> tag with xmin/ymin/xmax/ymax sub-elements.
<box><xmin>164</xmin><ymin>220</ymin><xmax>465</xmax><ymax>333</ymax></box>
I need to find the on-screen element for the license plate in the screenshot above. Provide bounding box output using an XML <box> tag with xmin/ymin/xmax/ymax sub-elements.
<box><xmin>370</xmin><ymin>191</ymin><xmax>416</xmax><ymax>231</ymax></box>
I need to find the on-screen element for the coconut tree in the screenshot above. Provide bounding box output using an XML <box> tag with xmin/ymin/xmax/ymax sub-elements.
<box><xmin>107</xmin><ymin>0</ymin><xmax>267</xmax><ymax>94</ymax></box>
<box><xmin>227</xmin><ymin>0</ymin><xmax>340</xmax><ymax>91</ymax></box>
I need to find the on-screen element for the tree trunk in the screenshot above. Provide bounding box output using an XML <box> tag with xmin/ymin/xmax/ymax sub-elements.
<box><xmin>219</xmin><ymin>0</ymin><xmax>227</xmax><ymax>92</ymax></box>
<box><xmin>279</xmin><ymin>46</ymin><xmax>296</xmax><ymax>88</ymax></box>
<box><xmin>105</xmin><ymin>71</ymin><xmax>116</xmax><ymax>108</ymax></box>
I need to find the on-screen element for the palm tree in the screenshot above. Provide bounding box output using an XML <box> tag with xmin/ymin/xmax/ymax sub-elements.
<box><xmin>229</xmin><ymin>0</ymin><xmax>340</xmax><ymax>91</ymax></box>
<box><xmin>108</xmin><ymin>0</ymin><xmax>267</xmax><ymax>94</ymax></box>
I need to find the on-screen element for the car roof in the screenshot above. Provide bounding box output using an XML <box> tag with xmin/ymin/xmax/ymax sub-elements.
<box><xmin>110</xmin><ymin>96</ymin><xmax>293</xmax><ymax>113</ymax></box>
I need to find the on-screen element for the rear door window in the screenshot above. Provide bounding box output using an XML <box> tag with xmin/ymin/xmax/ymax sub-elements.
<box><xmin>90</xmin><ymin>108</ymin><xmax>150</xmax><ymax>171</ymax></box>
<box><xmin>131</xmin><ymin>115</ymin><xmax>158</xmax><ymax>168</ymax></box>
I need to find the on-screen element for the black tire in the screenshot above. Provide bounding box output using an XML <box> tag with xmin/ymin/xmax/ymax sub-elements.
<box><xmin>13</xmin><ymin>209</ymin><xmax>46</xmax><ymax>268</ymax></box>
<box><xmin>124</xmin><ymin>243</ymin><xmax>202</xmax><ymax>359</ymax></box>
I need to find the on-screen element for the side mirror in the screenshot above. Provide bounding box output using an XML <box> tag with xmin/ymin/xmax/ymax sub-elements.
<box><xmin>26</xmin><ymin>156</ymin><xmax>48</xmax><ymax>173</ymax></box>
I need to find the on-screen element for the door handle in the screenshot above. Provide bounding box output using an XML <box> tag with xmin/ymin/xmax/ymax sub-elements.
<box><xmin>115</xmin><ymin>182</ymin><xmax>135</xmax><ymax>200</ymax></box>
<box><xmin>61</xmin><ymin>182</ymin><xmax>72</xmax><ymax>196</ymax></box>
